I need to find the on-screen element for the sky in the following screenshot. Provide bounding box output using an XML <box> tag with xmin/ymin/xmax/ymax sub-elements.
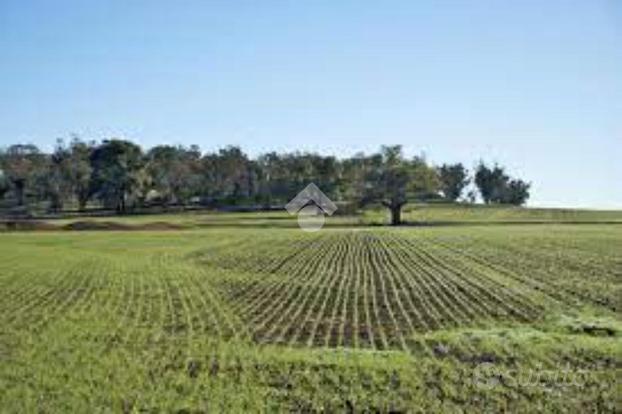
<box><xmin>0</xmin><ymin>0</ymin><xmax>620</xmax><ymax>208</ymax></box>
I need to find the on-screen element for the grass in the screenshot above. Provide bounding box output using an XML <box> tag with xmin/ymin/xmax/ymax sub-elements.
<box><xmin>369</xmin><ymin>203</ymin><xmax>622</xmax><ymax>225</ymax></box>
<box><xmin>0</xmin><ymin>209</ymin><xmax>620</xmax><ymax>411</ymax></box>
<box><xmin>3</xmin><ymin>202</ymin><xmax>622</xmax><ymax>232</ymax></box>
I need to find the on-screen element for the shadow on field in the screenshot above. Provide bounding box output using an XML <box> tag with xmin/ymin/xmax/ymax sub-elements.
<box><xmin>2</xmin><ymin>216</ymin><xmax>621</xmax><ymax>232</ymax></box>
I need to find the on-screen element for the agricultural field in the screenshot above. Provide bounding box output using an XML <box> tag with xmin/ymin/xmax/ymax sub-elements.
<box><xmin>0</xmin><ymin>214</ymin><xmax>620</xmax><ymax>411</ymax></box>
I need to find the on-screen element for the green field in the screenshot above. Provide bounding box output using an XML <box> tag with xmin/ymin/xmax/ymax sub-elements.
<box><xmin>1</xmin><ymin>210</ymin><xmax>621</xmax><ymax>411</ymax></box>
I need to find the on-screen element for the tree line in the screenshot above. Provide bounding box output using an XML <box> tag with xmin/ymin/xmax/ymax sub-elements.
<box><xmin>0</xmin><ymin>138</ymin><xmax>530</xmax><ymax>224</ymax></box>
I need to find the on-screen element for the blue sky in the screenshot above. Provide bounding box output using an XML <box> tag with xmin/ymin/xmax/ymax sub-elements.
<box><xmin>1</xmin><ymin>0</ymin><xmax>620</xmax><ymax>208</ymax></box>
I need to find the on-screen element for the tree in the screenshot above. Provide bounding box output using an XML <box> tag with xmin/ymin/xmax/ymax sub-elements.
<box><xmin>310</xmin><ymin>154</ymin><xmax>340</xmax><ymax>199</ymax></box>
<box><xmin>146</xmin><ymin>145</ymin><xmax>202</xmax><ymax>205</ymax></box>
<box><xmin>65</xmin><ymin>138</ymin><xmax>95</xmax><ymax>211</ymax></box>
<box><xmin>0</xmin><ymin>138</ymin><xmax>533</xmax><ymax>216</ymax></box>
<box><xmin>362</xmin><ymin>146</ymin><xmax>439</xmax><ymax>225</ymax></box>
<box><xmin>438</xmin><ymin>163</ymin><xmax>469</xmax><ymax>201</ymax></box>
<box><xmin>474</xmin><ymin>162</ymin><xmax>530</xmax><ymax>206</ymax></box>
<box><xmin>0</xmin><ymin>169</ymin><xmax>9</xmax><ymax>199</ymax></box>
<box><xmin>256</xmin><ymin>152</ymin><xmax>287</xmax><ymax>206</ymax></box>
<box><xmin>337</xmin><ymin>152</ymin><xmax>368</xmax><ymax>207</ymax></box>
<box><xmin>44</xmin><ymin>142</ymin><xmax>70</xmax><ymax>211</ymax></box>
<box><xmin>90</xmin><ymin>139</ymin><xmax>144</xmax><ymax>213</ymax></box>
<box><xmin>37</xmin><ymin>137</ymin><xmax>93</xmax><ymax>212</ymax></box>
<box><xmin>0</xmin><ymin>144</ymin><xmax>45</xmax><ymax>206</ymax></box>
<box><xmin>204</xmin><ymin>146</ymin><xmax>252</xmax><ymax>203</ymax></box>
<box><xmin>474</xmin><ymin>162</ymin><xmax>508</xmax><ymax>204</ymax></box>
<box><xmin>502</xmin><ymin>179</ymin><xmax>530</xmax><ymax>205</ymax></box>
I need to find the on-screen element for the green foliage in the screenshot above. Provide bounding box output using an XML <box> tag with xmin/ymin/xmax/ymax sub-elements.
<box><xmin>62</xmin><ymin>137</ymin><xmax>95</xmax><ymax>210</ymax></box>
<box><xmin>0</xmin><ymin>168</ymin><xmax>10</xmax><ymax>199</ymax></box>
<box><xmin>361</xmin><ymin>145</ymin><xmax>440</xmax><ymax>225</ymax></box>
<box><xmin>42</xmin><ymin>137</ymin><xmax>93</xmax><ymax>211</ymax></box>
<box><xmin>474</xmin><ymin>162</ymin><xmax>508</xmax><ymax>204</ymax></box>
<box><xmin>146</xmin><ymin>145</ymin><xmax>202</xmax><ymax>204</ymax></box>
<box><xmin>0</xmin><ymin>144</ymin><xmax>46</xmax><ymax>206</ymax></box>
<box><xmin>1</xmin><ymin>140</ymin><xmax>534</xmax><ymax>216</ymax></box>
<box><xmin>438</xmin><ymin>163</ymin><xmax>469</xmax><ymax>201</ymax></box>
<box><xmin>474</xmin><ymin>162</ymin><xmax>530</xmax><ymax>205</ymax></box>
<box><xmin>89</xmin><ymin>139</ymin><xmax>144</xmax><ymax>212</ymax></box>
<box><xmin>503</xmin><ymin>178</ymin><xmax>531</xmax><ymax>205</ymax></box>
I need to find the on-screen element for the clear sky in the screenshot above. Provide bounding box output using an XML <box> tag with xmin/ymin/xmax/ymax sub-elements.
<box><xmin>1</xmin><ymin>0</ymin><xmax>620</xmax><ymax>208</ymax></box>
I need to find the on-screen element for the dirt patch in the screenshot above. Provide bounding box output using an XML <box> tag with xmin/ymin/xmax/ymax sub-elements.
<box><xmin>62</xmin><ymin>220</ymin><xmax>185</xmax><ymax>231</ymax></box>
<box><xmin>1</xmin><ymin>219</ymin><xmax>186</xmax><ymax>232</ymax></box>
<box><xmin>0</xmin><ymin>220</ymin><xmax>59</xmax><ymax>232</ymax></box>
<box><xmin>63</xmin><ymin>221</ymin><xmax>132</xmax><ymax>231</ymax></box>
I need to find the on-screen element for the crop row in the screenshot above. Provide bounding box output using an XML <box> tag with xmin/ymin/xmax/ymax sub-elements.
<box><xmin>204</xmin><ymin>231</ymin><xmax>549</xmax><ymax>351</ymax></box>
<box><xmin>1</xmin><ymin>228</ymin><xmax>616</xmax><ymax>359</ymax></box>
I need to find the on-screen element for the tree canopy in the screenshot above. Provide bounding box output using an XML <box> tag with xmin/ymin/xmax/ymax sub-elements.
<box><xmin>360</xmin><ymin>146</ymin><xmax>439</xmax><ymax>225</ymax></box>
<box><xmin>0</xmin><ymin>138</ymin><xmax>532</xmax><ymax>223</ymax></box>
<box><xmin>474</xmin><ymin>162</ymin><xmax>531</xmax><ymax>206</ymax></box>
<box><xmin>438</xmin><ymin>163</ymin><xmax>469</xmax><ymax>202</ymax></box>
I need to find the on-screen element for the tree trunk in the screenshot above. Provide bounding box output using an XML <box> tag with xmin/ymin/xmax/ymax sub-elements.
<box><xmin>390</xmin><ymin>204</ymin><xmax>402</xmax><ymax>225</ymax></box>
<box><xmin>78</xmin><ymin>188</ymin><xmax>90</xmax><ymax>211</ymax></box>
<box><xmin>117</xmin><ymin>195</ymin><xmax>125</xmax><ymax>214</ymax></box>
<box><xmin>15</xmin><ymin>181</ymin><xmax>25</xmax><ymax>206</ymax></box>
<box><xmin>50</xmin><ymin>195</ymin><xmax>62</xmax><ymax>212</ymax></box>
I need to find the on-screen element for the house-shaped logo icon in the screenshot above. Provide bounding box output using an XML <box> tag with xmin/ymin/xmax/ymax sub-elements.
<box><xmin>285</xmin><ymin>183</ymin><xmax>337</xmax><ymax>231</ymax></box>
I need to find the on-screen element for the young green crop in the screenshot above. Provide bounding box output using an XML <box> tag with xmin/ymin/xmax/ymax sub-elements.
<box><xmin>0</xmin><ymin>223</ymin><xmax>620</xmax><ymax>411</ymax></box>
